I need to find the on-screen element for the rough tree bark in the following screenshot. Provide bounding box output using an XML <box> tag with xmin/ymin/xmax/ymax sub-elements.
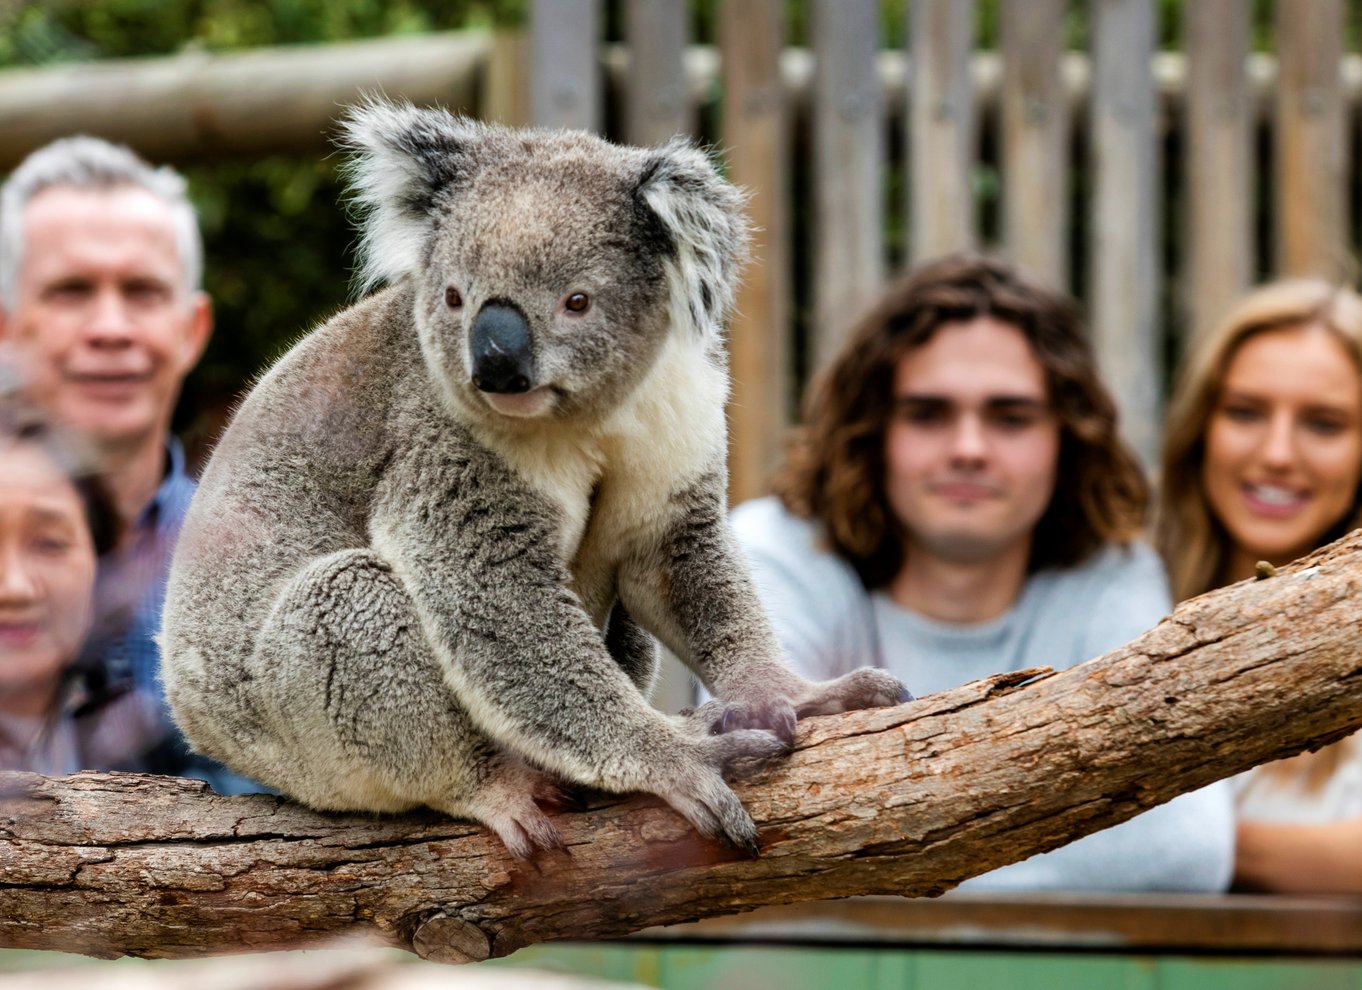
<box><xmin>4</xmin><ymin>532</ymin><xmax>1362</xmax><ymax>964</ymax></box>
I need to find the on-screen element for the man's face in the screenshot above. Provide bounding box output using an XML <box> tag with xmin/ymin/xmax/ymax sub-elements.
<box><xmin>883</xmin><ymin>316</ymin><xmax>1061</xmax><ymax>566</ymax></box>
<box><xmin>0</xmin><ymin>184</ymin><xmax>211</xmax><ymax>448</ymax></box>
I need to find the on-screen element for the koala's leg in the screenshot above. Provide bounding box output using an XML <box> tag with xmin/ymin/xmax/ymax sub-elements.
<box><xmin>252</xmin><ymin>548</ymin><xmax>565</xmax><ymax>858</ymax></box>
<box><xmin>368</xmin><ymin>446</ymin><xmax>790</xmax><ymax>854</ymax></box>
<box><xmin>617</xmin><ymin>472</ymin><xmax>908</xmax><ymax>739</ymax></box>
<box><xmin>603</xmin><ymin>600</ymin><xmax>659</xmax><ymax>696</ymax></box>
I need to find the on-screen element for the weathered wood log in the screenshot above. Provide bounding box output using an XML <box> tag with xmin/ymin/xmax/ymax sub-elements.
<box><xmin>0</xmin><ymin>32</ymin><xmax>487</xmax><ymax>167</ymax></box>
<box><xmin>4</xmin><ymin>530</ymin><xmax>1362</xmax><ymax>963</ymax></box>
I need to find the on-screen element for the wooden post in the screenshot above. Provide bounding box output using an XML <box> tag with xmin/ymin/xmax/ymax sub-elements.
<box><xmin>624</xmin><ymin>0</ymin><xmax>692</xmax><ymax>147</ymax></box>
<box><xmin>1274</xmin><ymin>0</ymin><xmax>1347</xmax><ymax>280</ymax></box>
<box><xmin>1089</xmin><ymin>0</ymin><xmax>1161</xmax><ymax>466</ymax></box>
<box><xmin>810</xmin><ymin>0</ymin><xmax>885</xmax><ymax>370</ymax></box>
<box><xmin>529</xmin><ymin>0</ymin><xmax>601</xmax><ymax>131</ymax></box>
<box><xmin>999</xmin><ymin>0</ymin><xmax>1068</xmax><ymax>289</ymax></box>
<box><xmin>720</xmin><ymin>0</ymin><xmax>792</xmax><ymax>506</ymax></box>
<box><xmin>908</xmin><ymin>0</ymin><xmax>977</xmax><ymax>266</ymax></box>
<box><xmin>1185</xmin><ymin>0</ymin><xmax>1253</xmax><ymax>348</ymax></box>
<box><xmin>483</xmin><ymin>28</ymin><xmax>531</xmax><ymax>128</ymax></box>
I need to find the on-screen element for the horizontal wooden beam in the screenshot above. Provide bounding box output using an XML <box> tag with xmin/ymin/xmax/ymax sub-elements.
<box><xmin>0</xmin><ymin>31</ymin><xmax>486</xmax><ymax>167</ymax></box>
<box><xmin>3</xmin><ymin>35</ymin><xmax>1358</xmax><ymax>167</ymax></box>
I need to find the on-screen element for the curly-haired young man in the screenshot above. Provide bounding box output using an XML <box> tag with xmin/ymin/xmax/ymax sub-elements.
<box><xmin>734</xmin><ymin>253</ymin><xmax>1233</xmax><ymax>891</ymax></box>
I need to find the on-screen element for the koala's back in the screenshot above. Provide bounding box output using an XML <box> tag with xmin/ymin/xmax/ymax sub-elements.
<box><xmin>162</xmin><ymin>288</ymin><xmax>421</xmax><ymax>726</ymax></box>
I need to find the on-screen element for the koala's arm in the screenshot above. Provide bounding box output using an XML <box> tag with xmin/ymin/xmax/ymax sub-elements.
<box><xmin>617</xmin><ymin>472</ymin><xmax>907</xmax><ymax>734</ymax></box>
<box><xmin>367</xmin><ymin>439</ymin><xmax>783</xmax><ymax>836</ymax></box>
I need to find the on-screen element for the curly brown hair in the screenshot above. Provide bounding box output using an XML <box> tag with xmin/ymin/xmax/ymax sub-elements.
<box><xmin>772</xmin><ymin>253</ymin><xmax>1148</xmax><ymax>589</ymax></box>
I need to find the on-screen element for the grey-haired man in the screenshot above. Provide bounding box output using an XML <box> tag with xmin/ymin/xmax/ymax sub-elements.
<box><xmin>0</xmin><ymin>136</ymin><xmax>249</xmax><ymax>790</ymax></box>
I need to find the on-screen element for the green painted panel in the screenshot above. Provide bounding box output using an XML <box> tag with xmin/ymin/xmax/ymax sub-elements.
<box><xmin>1154</xmin><ymin>957</ymin><xmax>1362</xmax><ymax>990</ymax></box>
<box><xmin>485</xmin><ymin>942</ymin><xmax>1362</xmax><ymax>990</ymax></box>
<box><xmin>487</xmin><ymin>942</ymin><xmax>659</xmax><ymax>984</ymax></box>
<box><xmin>910</xmin><ymin>950</ymin><xmax>1157</xmax><ymax>990</ymax></box>
<box><xmin>656</xmin><ymin>944</ymin><xmax>880</xmax><ymax>990</ymax></box>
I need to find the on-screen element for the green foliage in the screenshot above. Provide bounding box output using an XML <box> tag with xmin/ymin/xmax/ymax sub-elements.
<box><xmin>174</xmin><ymin>155</ymin><xmax>354</xmax><ymax>456</ymax></box>
<box><xmin>0</xmin><ymin>0</ymin><xmax>512</xmax><ymax>65</ymax></box>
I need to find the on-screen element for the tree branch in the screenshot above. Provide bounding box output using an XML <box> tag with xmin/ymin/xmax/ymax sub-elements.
<box><xmin>4</xmin><ymin>532</ymin><xmax>1362</xmax><ymax>963</ymax></box>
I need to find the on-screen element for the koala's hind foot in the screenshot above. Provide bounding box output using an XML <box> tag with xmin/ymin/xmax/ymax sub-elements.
<box><xmin>452</xmin><ymin>753</ymin><xmax>570</xmax><ymax>860</ymax></box>
<box><xmin>248</xmin><ymin>548</ymin><xmax>571</xmax><ymax>858</ymax></box>
<box><xmin>686</xmin><ymin>667</ymin><xmax>908</xmax><ymax>747</ymax></box>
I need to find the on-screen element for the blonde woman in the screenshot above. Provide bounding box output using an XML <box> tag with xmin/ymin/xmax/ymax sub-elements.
<box><xmin>1158</xmin><ymin>279</ymin><xmax>1362</xmax><ymax>893</ymax></box>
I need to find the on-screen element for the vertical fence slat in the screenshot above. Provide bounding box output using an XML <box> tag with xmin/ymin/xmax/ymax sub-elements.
<box><xmin>721</xmin><ymin>0</ymin><xmax>791</xmax><ymax>505</ymax></box>
<box><xmin>1274</xmin><ymin>0</ymin><xmax>1347</xmax><ymax>279</ymax></box>
<box><xmin>811</xmin><ymin>0</ymin><xmax>885</xmax><ymax>368</ymax></box>
<box><xmin>625</xmin><ymin>0</ymin><xmax>691</xmax><ymax>146</ymax></box>
<box><xmin>1186</xmin><ymin>0</ymin><xmax>1252</xmax><ymax>346</ymax></box>
<box><xmin>1090</xmin><ymin>0</ymin><xmax>1160</xmax><ymax>466</ymax></box>
<box><xmin>530</xmin><ymin>0</ymin><xmax>601</xmax><ymax>131</ymax></box>
<box><xmin>484</xmin><ymin>28</ymin><xmax>531</xmax><ymax>128</ymax></box>
<box><xmin>908</xmin><ymin>0</ymin><xmax>976</xmax><ymax>265</ymax></box>
<box><xmin>999</xmin><ymin>0</ymin><xmax>1068</xmax><ymax>288</ymax></box>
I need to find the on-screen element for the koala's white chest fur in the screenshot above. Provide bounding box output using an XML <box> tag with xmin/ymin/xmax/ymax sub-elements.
<box><xmin>474</xmin><ymin>334</ymin><xmax>728</xmax><ymax>621</ymax></box>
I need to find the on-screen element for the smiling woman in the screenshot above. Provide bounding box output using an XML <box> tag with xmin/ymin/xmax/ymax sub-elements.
<box><xmin>0</xmin><ymin>394</ymin><xmax>140</xmax><ymax>772</ymax></box>
<box><xmin>1158</xmin><ymin>280</ymin><xmax>1362</xmax><ymax>601</ymax></box>
<box><xmin>1157</xmin><ymin>278</ymin><xmax>1362</xmax><ymax>893</ymax></box>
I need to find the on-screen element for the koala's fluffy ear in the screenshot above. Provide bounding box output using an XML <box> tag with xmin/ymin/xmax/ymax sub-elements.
<box><xmin>338</xmin><ymin>97</ymin><xmax>486</xmax><ymax>296</ymax></box>
<box><xmin>635</xmin><ymin>140</ymin><xmax>751</xmax><ymax>342</ymax></box>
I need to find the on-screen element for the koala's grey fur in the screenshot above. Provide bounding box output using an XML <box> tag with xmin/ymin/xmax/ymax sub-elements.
<box><xmin>161</xmin><ymin>99</ymin><xmax>904</xmax><ymax>858</ymax></box>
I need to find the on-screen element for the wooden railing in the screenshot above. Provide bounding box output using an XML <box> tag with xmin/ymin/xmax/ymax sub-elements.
<box><xmin>632</xmin><ymin>893</ymin><xmax>1362</xmax><ymax>956</ymax></box>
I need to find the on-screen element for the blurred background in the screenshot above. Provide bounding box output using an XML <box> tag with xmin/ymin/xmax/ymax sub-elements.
<box><xmin>6</xmin><ymin>0</ymin><xmax>1359</xmax><ymax>491</ymax></box>
<box><xmin>4</xmin><ymin>2</ymin><xmax>1362</xmax><ymax>986</ymax></box>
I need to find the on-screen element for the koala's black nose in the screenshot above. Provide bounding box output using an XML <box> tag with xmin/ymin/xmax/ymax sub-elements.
<box><xmin>470</xmin><ymin>302</ymin><xmax>535</xmax><ymax>394</ymax></box>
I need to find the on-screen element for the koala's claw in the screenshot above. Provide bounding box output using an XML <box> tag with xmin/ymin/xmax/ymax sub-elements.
<box><xmin>466</xmin><ymin>757</ymin><xmax>572</xmax><ymax>860</ymax></box>
<box><xmin>655</xmin><ymin>727</ymin><xmax>789</xmax><ymax>855</ymax></box>
<box><xmin>796</xmin><ymin>668</ymin><xmax>911</xmax><ymax>717</ymax></box>
<box><xmin>705</xmin><ymin>725</ymin><xmax>791</xmax><ymax>773</ymax></box>
<box><xmin>718</xmin><ymin>703</ymin><xmax>797</xmax><ymax>746</ymax></box>
<box><xmin>690</xmin><ymin>699</ymin><xmax>798</xmax><ymax>746</ymax></box>
<box><xmin>481</xmin><ymin>800</ymin><xmax>565</xmax><ymax>860</ymax></box>
<box><xmin>665</xmin><ymin>770</ymin><xmax>762</xmax><ymax>856</ymax></box>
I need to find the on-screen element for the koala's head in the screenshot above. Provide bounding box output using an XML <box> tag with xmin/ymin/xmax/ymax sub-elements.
<box><xmin>339</xmin><ymin>98</ymin><xmax>748</xmax><ymax>423</ymax></box>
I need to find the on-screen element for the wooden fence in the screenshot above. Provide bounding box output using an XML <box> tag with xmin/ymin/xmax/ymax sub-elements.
<box><xmin>1</xmin><ymin>1</ymin><xmax>1359</xmax><ymax>488</ymax></box>
<box><xmin>511</xmin><ymin>0</ymin><xmax>1361</xmax><ymax>492</ymax></box>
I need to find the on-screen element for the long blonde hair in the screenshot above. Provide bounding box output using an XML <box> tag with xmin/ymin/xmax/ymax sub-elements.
<box><xmin>1158</xmin><ymin>279</ymin><xmax>1362</xmax><ymax>602</ymax></box>
<box><xmin>1157</xmin><ymin>278</ymin><xmax>1362</xmax><ymax>788</ymax></box>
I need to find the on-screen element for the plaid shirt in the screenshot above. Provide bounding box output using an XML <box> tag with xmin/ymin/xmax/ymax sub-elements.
<box><xmin>78</xmin><ymin>440</ymin><xmax>258</xmax><ymax>794</ymax></box>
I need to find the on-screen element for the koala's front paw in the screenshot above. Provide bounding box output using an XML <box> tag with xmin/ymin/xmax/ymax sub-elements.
<box><xmin>795</xmin><ymin>667</ymin><xmax>912</xmax><ymax>718</ymax></box>
<box><xmin>682</xmin><ymin>697</ymin><xmax>797</xmax><ymax>746</ymax></box>
<box><xmin>660</xmin><ymin>728</ymin><xmax>790</xmax><ymax>856</ymax></box>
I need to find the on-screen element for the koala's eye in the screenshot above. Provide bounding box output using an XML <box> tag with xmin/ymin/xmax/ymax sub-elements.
<box><xmin>565</xmin><ymin>292</ymin><xmax>591</xmax><ymax>314</ymax></box>
<box><xmin>445</xmin><ymin>286</ymin><xmax>463</xmax><ymax>309</ymax></box>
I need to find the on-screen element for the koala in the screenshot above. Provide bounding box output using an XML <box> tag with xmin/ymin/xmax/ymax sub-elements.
<box><xmin>160</xmin><ymin>98</ymin><xmax>906</xmax><ymax>859</ymax></box>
